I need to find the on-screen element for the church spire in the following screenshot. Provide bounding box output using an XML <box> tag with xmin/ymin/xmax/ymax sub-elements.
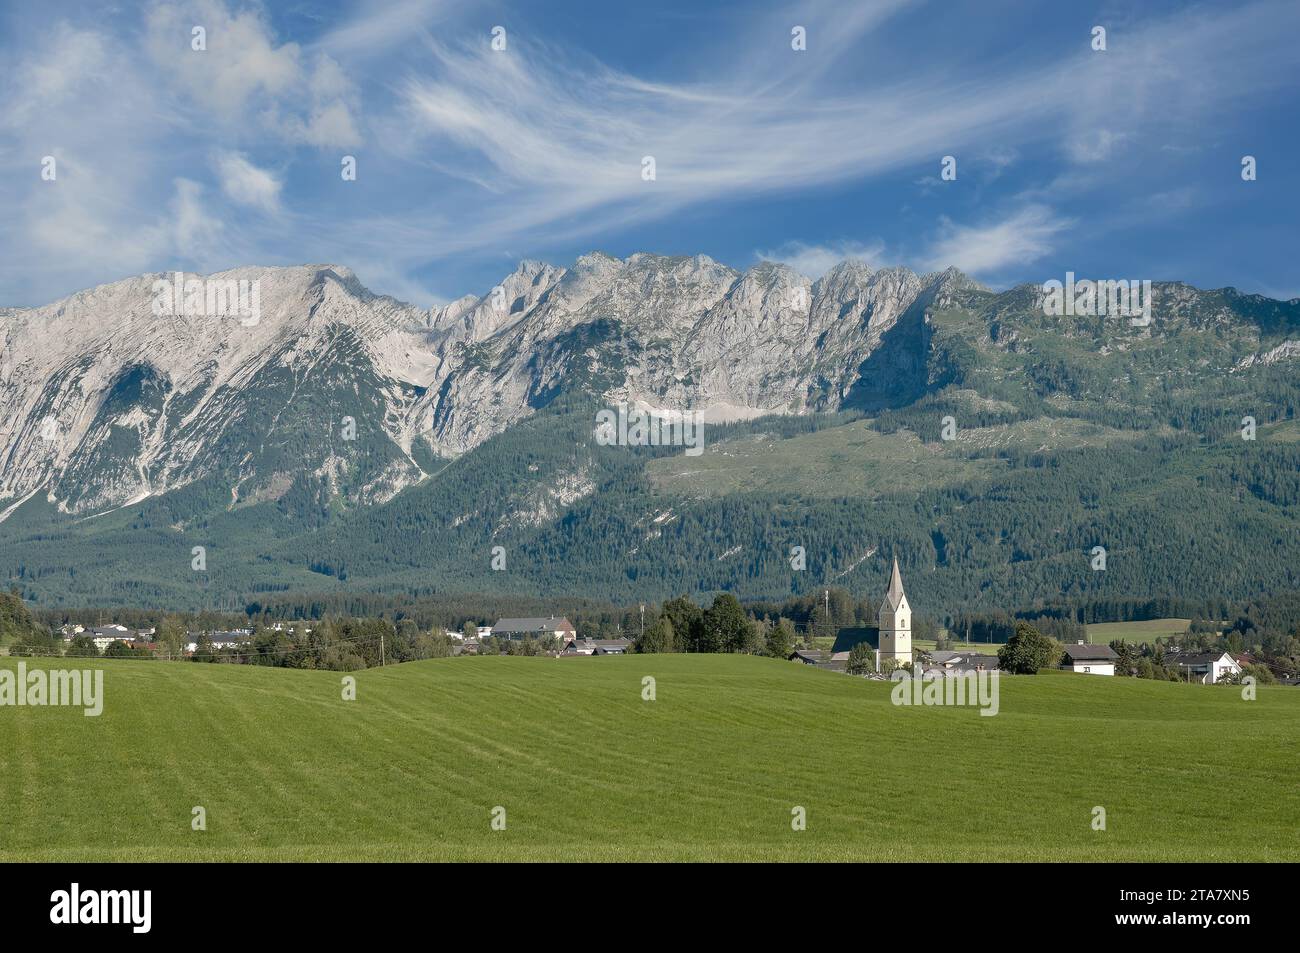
<box><xmin>883</xmin><ymin>556</ymin><xmax>906</xmax><ymax>609</ymax></box>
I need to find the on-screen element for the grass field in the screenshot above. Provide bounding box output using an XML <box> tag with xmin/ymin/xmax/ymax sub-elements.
<box><xmin>912</xmin><ymin>638</ymin><xmax>1004</xmax><ymax>653</ymax></box>
<box><xmin>1</xmin><ymin>654</ymin><xmax>1296</xmax><ymax>861</ymax></box>
<box><xmin>645</xmin><ymin>416</ymin><xmax>1138</xmax><ymax>499</ymax></box>
<box><xmin>1085</xmin><ymin>619</ymin><xmax>1197</xmax><ymax>644</ymax></box>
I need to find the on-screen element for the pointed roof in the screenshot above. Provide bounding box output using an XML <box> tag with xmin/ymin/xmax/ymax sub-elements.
<box><xmin>883</xmin><ymin>556</ymin><xmax>907</xmax><ymax>610</ymax></box>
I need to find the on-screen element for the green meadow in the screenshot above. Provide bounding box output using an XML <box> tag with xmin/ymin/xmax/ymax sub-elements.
<box><xmin>1085</xmin><ymin>618</ymin><xmax>1197</xmax><ymax>644</ymax></box>
<box><xmin>1</xmin><ymin>654</ymin><xmax>1295</xmax><ymax>862</ymax></box>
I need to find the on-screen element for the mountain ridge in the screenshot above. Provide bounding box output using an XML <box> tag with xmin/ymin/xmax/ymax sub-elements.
<box><xmin>2</xmin><ymin>252</ymin><xmax>1299</xmax><ymax>613</ymax></box>
<box><xmin>1</xmin><ymin>254</ymin><xmax>1005</xmax><ymax>519</ymax></box>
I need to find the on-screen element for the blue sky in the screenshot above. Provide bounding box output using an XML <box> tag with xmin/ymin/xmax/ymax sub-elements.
<box><xmin>1</xmin><ymin>0</ymin><xmax>1297</xmax><ymax>307</ymax></box>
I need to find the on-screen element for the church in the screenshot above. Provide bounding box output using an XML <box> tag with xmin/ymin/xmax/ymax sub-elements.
<box><xmin>830</xmin><ymin>556</ymin><xmax>915</xmax><ymax>669</ymax></box>
<box><xmin>876</xmin><ymin>556</ymin><xmax>913</xmax><ymax>666</ymax></box>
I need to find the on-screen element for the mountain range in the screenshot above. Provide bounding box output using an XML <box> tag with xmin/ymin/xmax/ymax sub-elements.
<box><xmin>1</xmin><ymin>254</ymin><xmax>1298</xmax><ymax>614</ymax></box>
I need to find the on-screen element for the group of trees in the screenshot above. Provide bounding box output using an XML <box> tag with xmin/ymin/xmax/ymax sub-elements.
<box><xmin>3</xmin><ymin>590</ymin><xmax>64</xmax><ymax>657</ymax></box>
<box><xmin>192</xmin><ymin>618</ymin><xmax>456</xmax><ymax>670</ymax></box>
<box><xmin>948</xmin><ymin>610</ymin><xmax>1084</xmax><ymax>647</ymax></box>
<box><xmin>631</xmin><ymin>593</ymin><xmax>809</xmax><ymax>658</ymax></box>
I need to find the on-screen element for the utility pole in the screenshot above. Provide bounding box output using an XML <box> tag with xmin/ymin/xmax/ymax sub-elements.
<box><xmin>640</xmin><ymin>603</ymin><xmax>645</xmax><ymax>643</ymax></box>
<box><xmin>380</xmin><ymin>632</ymin><xmax>386</xmax><ymax>667</ymax></box>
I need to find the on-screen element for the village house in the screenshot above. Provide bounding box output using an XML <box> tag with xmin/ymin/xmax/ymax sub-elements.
<box><xmin>925</xmin><ymin>651</ymin><xmax>1000</xmax><ymax>673</ymax></box>
<box><xmin>87</xmin><ymin>625</ymin><xmax>132</xmax><ymax>652</ymax></box>
<box><xmin>787</xmin><ymin>649</ymin><xmax>847</xmax><ymax>672</ymax></box>
<box><xmin>1168</xmin><ymin>650</ymin><xmax>1242</xmax><ymax>684</ymax></box>
<box><xmin>269</xmin><ymin>622</ymin><xmax>306</xmax><ymax>633</ymax></box>
<box><xmin>184</xmin><ymin>630</ymin><xmax>253</xmax><ymax>653</ymax></box>
<box><xmin>1061</xmin><ymin>642</ymin><xmax>1118</xmax><ymax>675</ymax></box>
<box><xmin>562</xmin><ymin>637</ymin><xmax>631</xmax><ymax>656</ymax></box>
<box><xmin>492</xmin><ymin>616</ymin><xmax>577</xmax><ymax>642</ymax></box>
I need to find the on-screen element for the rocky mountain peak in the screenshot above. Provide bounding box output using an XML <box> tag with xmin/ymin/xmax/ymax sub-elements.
<box><xmin>5</xmin><ymin>252</ymin><xmax>1291</xmax><ymax>524</ymax></box>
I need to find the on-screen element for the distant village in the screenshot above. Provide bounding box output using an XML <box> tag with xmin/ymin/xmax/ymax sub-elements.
<box><xmin>53</xmin><ymin>617</ymin><xmax>635</xmax><ymax>660</ymax></box>
<box><xmin>40</xmin><ymin>559</ymin><xmax>1288</xmax><ymax>686</ymax></box>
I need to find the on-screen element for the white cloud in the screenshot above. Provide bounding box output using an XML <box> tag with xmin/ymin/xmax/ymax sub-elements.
<box><xmin>143</xmin><ymin>0</ymin><xmax>360</xmax><ymax>147</ymax></box>
<box><xmin>168</xmin><ymin>178</ymin><xmax>226</xmax><ymax>258</ymax></box>
<box><xmin>315</xmin><ymin>0</ymin><xmax>446</xmax><ymax>58</ymax></box>
<box><xmin>754</xmin><ymin>240</ymin><xmax>886</xmax><ymax>278</ymax></box>
<box><xmin>144</xmin><ymin>1</ymin><xmax>299</xmax><ymax>117</ymax></box>
<box><xmin>920</xmin><ymin>205</ymin><xmax>1072</xmax><ymax>276</ymax></box>
<box><xmin>215</xmin><ymin>153</ymin><xmax>281</xmax><ymax>212</ymax></box>
<box><xmin>0</xmin><ymin>0</ymin><xmax>365</xmax><ymax>303</ymax></box>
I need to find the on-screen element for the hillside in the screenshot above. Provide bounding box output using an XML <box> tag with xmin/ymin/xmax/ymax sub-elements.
<box><xmin>1</xmin><ymin>655</ymin><xmax>1296</xmax><ymax>861</ymax></box>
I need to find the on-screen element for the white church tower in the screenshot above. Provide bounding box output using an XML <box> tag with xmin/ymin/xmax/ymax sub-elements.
<box><xmin>877</xmin><ymin>557</ymin><xmax>912</xmax><ymax>667</ymax></box>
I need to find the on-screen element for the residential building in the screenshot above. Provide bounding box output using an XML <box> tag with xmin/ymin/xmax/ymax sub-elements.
<box><xmin>930</xmin><ymin>651</ymin><xmax>999</xmax><ymax>672</ymax></box>
<box><xmin>88</xmin><ymin>625</ymin><xmax>131</xmax><ymax>652</ymax></box>
<box><xmin>492</xmin><ymin>616</ymin><xmax>577</xmax><ymax>641</ymax></box>
<box><xmin>1169</xmin><ymin>651</ymin><xmax>1241</xmax><ymax>685</ymax></box>
<box><xmin>562</xmin><ymin>637</ymin><xmax>631</xmax><ymax>656</ymax></box>
<box><xmin>787</xmin><ymin>649</ymin><xmax>847</xmax><ymax>672</ymax></box>
<box><xmin>1062</xmin><ymin>642</ymin><xmax>1118</xmax><ymax>675</ymax></box>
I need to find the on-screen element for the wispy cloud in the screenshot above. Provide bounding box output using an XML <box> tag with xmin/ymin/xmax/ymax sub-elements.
<box><xmin>920</xmin><ymin>205</ymin><xmax>1072</xmax><ymax>277</ymax></box>
<box><xmin>394</xmin><ymin>10</ymin><xmax>1066</xmax><ymax>255</ymax></box>
<box><xmin>387</xmin><ymin>0</ymin><xmax>1300</xmax><ymax>271</ymax></box>
<box><xmin>754</xmin><ymin>240</ymin><xmax>886</xmax><ymax>278</ymax></box>
<box><xmin>314</xmin><ymin>0</ymin><xmax>446</xmax><ymax>59</ymax></box>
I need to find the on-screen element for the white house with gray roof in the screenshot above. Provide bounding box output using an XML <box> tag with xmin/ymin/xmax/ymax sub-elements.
<box><xmin>1061</xmin><ymin>642</ymin><xmax>1118</xmax><ymax>675</ymax></box>
<box><xmin>1169</xmin><ymin>650</ymin><xmax>1241</xmax><ymax>684</ymax></box>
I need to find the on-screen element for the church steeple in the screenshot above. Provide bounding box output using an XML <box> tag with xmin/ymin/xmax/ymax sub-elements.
<box><xmin>883</xmin><ymin>556</ymin><xmax>906</xmax><ymax>610</ymax></box>
<box><xmin>877</xmin><ymin>555</ymin><xmax>912</xmax><ymax>667</ymax></box>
